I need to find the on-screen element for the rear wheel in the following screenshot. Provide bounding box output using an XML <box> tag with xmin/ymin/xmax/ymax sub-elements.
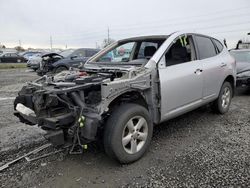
<box><xmin>212</xmin><ymin>82</ymin><xmax>232</xmax><ymax>114</ymax></box>
<box><xmin>104</xmin><ymin>103</ymin><xmax>153</xmax><ymax>164</ymax></box>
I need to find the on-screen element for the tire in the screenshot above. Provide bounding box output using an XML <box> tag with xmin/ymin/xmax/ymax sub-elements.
<box><xmin>103</xmin><ymin>103</ymin><xmax>153</xmax><ymax>164</ymax></box>
<box><xmin>212</xmin><ymin>81</ymin><xmax>232</xmax><ymax>114</ymax></box>
<box><xmin>55</xmin><ymin>66</ymin><xmax>67</xmax><ymax>73</ymax></box>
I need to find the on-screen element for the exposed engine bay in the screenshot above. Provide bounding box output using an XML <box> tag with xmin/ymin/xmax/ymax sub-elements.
<box><xmin>14</xmin><ymin>66</ymin><xmax>154</xmax><ymax>152</ymax></box>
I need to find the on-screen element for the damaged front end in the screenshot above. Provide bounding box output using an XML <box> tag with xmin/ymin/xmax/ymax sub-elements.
<box><xmin>14</xmin><ymin>72</ymin><xmax>112</xmax><ymax>147</ymax></box>
<box><xmin>236</xmin><ymin>70</ymin><xmax>250</xmax><ymax>87</ymax></box>
<box><xmin>14</xmin><ymin>67</ymin><xmax>154</xmax><ymax>152</ymax></box>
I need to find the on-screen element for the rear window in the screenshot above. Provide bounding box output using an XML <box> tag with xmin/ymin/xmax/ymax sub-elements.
<box><xmin>195</xmin><ymin>35</ymin><xmax>217</xmax><ymax>60</ymax></box>
<box><xmin>212</xmin><ymin>39</ymin><xmax>223</xmax><ymax>53</ymax></box>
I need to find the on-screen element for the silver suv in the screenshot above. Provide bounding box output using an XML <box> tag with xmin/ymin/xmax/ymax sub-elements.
<box><xmin>14</xmin><ymin>31</ymin><xmax>236</xmax><ymax>163</ymax></box>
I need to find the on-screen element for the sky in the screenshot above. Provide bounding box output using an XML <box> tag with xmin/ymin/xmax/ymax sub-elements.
<box><xmin>0</xmin><ymin>0</ymin><xmax>250</xmax><ymax>49</ymax></box>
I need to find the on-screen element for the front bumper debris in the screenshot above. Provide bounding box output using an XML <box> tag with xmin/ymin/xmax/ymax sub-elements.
<box><xmin>236</xmin><ymin>77</ymin><xmax>250</xmax><ymax>87</ymax></box>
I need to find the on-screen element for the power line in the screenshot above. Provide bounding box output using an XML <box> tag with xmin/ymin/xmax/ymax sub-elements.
<box><xmin>52</xmin><ymin>20</ymin><xmax>250</xmax><ymax>42</ymax></box>
<box><xmin>52</xmin><ymin>6</ymin><xmax>250</xmax><ymax>39</ymax></box>
<box><xmin>52</xmin><ymin>12</ymin><xmax>250</xmax><ymax>41</ymax></box>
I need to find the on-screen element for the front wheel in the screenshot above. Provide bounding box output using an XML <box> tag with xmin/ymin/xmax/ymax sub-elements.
<box><xmin>55</xmin><ymin>66</ymin><xmax>67</xmax><ymax>73</ymax></box>
<box><xmin>104</xmin><ymin>103</ymin><xmax>153</xmax><ymax>164</ymax></box>
<box><xmin>212</xmin><ymin>82</ymin><xmax>232</xmax><ymax>114</ymax></box>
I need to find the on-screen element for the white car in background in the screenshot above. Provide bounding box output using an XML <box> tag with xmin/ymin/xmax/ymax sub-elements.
<box><xmin>26</xmin><ymin>53</ymin><xmax>43</xmax><ymax>71</ymax></box>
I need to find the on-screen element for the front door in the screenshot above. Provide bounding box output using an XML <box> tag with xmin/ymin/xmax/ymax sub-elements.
<box><xmin>159</xmin><ymin>35</ymin><xmax>203</xmax><ymax>121</ymax></box>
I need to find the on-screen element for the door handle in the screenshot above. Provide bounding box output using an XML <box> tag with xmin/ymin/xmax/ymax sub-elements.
<box><xmin>221</xmin><ymin>62</ymin><xmax>227</xmax><ymax>67</ymax></box>
<box><xmin>194</xmin><ymin>69</ymin><xmax>203</xmax><ymax>74</ymax></box>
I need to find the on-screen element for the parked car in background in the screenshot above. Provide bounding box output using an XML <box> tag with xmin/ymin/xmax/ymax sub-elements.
<box><xmin>37</xmin><ymin>48</ymin><xmax>99</xmax><ymax>75</ymax></box>
<box><xmin>27</xmin><ymin>51</ymin><xmax>63</xmax><ymax>71</ymax></box>
<box><xmin>15</xmin><ymin>31</ymin><xmax>236</xmax><ymax>163</ymax></box>
<box><xmin>0</xmin><ymin>52</ymin><xmax>27</xmax><ymax>63</ymax></box>
<box><xmin>230</xmin><ymin>49</ymin><xmax>250</xmax><ymax>88</ymax></box>
<box><xmin>26</xmin><ymin>53</ymin><xmax>44</xmax><ymax>71</ymax></box>
<box><xmin>36</xmin><ymin>52</ymin><xmax>64</xmax><ymax>75</ymax></box>
<box><xmin>22</xmin><ymin>51</ymin><xmax>42</xmax><ymax>60</ymax></box>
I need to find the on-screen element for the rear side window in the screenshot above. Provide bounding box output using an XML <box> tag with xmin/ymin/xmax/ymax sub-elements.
<box><xmin>195</xmin><ymin>35</ymin><xmax>217</xmax><ymax>59</ymax></box>
<box><xmin>212</xmin><ymin>39</ymin><xmax>223</xmax><ymax>53</ymax></box>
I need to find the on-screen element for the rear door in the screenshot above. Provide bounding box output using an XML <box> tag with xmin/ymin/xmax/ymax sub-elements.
<box><xmin>193</xmin><ymin>35</ymin><xmax>223</xmax><ymax>100</ymax></box>
<box><xmin>159</xmin><ymin>34</ymin><xmax>204</xmax><ymax>121</ymax></box>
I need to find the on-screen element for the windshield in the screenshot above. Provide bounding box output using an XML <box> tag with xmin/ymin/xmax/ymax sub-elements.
<box><xmin>98</xmin><ymin>42</ymin><xmax>135</xmax><ymax>63</ymax></box>
<box><xmin>60</xmin><ymin>49</ymin><xmax>75</xmax><ymax>58</ymax></box>
<box><xmin>230</xmin><ymin>51</ymin><xmax>250</xmax><ymax>62</ymax></box>
<box><xmin>92</xmin><ymin>38</ymin><xmax>166</xmax><ymax>65</ymax></box>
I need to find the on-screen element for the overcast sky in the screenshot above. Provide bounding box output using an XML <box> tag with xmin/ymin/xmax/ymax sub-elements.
<box><xmin>0</xmin><ymin>0</ymin><xmax>250</xmax><ymax>49</ymax></box>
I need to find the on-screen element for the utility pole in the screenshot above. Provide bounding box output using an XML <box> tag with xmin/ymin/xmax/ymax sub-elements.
<box><xmin>19</xmin><ymin>40</ymin><xmax>22</xmax><ymax>47</ymax></box>
<box><xmin>107</xmin><ymin>27</ymin><xmax>110</xmax><ymax>44</ymax></box>
<box><xmin>50</xmin><ymin>36</ymin><xmax>53</xmax><ymax>51</ymax></box>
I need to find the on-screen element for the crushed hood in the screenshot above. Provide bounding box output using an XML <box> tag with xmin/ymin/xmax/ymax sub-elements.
<box><xmin>41</xmin><ymin>52</ymin><xmax>63</xmax><ymax>58</ymax></box>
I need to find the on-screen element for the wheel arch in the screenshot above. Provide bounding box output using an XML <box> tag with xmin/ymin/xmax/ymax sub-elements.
<box><xmin>107</xmin><ymin>90</ymin><xmax>149</xmax><ymax>112</ymax></box>
<box><xmin>224</xmin><ymin>75</ymin><xmax>235</xmax><ymax>97</ymax></box>
<box><xmin>53</xmin><ymin>65</ymin><xmax>69</xmax><ymax>73</ymax></box>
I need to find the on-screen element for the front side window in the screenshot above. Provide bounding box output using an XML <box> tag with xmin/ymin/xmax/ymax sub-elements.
<box><xmin>4</xmin><ymin>53</ymin><xmax>11</xmax><ymax>57</ymax></box>
<box><xmin>98</xmin><ymin>42</ymin><xmax>135</xmax><ymax>63</ymax></box>
<box><xmin>86</xmin><ymin>50</ymin><xmax>99</xmax><ymax>57</ymax></box>
<box><xmin>60</xmin><ymin>49</ymin><xmax>75</xmax><ymax>58</ymax></box>
<box><xmin>195</xmin><ymin>35</ymin><xmax>216</xmax><ymax>60</ymax></box>
<box><xmin>165</xmin><ymin>35</ymin><xmax>195</xmax><ymax>66</ymax></box>
<box><xmin>72</xmin><ymin>49</ymin><xmax>86</xmax><ymax>57</ymax></box>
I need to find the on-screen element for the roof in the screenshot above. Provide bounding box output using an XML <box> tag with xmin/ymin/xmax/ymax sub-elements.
<box><xmin>118</xmin><ymin>35</ymin><xmax>170</xmax><ymax>43</ymax></box>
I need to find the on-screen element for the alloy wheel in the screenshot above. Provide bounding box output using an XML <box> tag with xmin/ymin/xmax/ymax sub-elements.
<box><xmin>122</xmin><ymin>116</ymin><xmax>148</xmax><ymax>154</ymax></box>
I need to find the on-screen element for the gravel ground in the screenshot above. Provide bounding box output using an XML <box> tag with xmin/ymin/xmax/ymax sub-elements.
<box><xmin>0</xmin><ymin>69</ymin><xmax>250</xmax><ymax>188</ymax></box>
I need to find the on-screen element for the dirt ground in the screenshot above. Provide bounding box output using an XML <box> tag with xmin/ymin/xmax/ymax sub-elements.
<box><xmin>0</xmin><ymin>69</ymin><xmax>250</xmax><ymax>188</ymax></box>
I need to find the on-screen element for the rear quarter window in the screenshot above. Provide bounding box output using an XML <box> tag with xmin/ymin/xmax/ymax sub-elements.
<box><xmin>195</xmin><ymin>35</ymin><xmax>217</xmax><ymax>60</ymax></box>
<box><xmin>212</xmin><ymin>39</ymin><xmax>224</xmax><ymax>53</ymax></box>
